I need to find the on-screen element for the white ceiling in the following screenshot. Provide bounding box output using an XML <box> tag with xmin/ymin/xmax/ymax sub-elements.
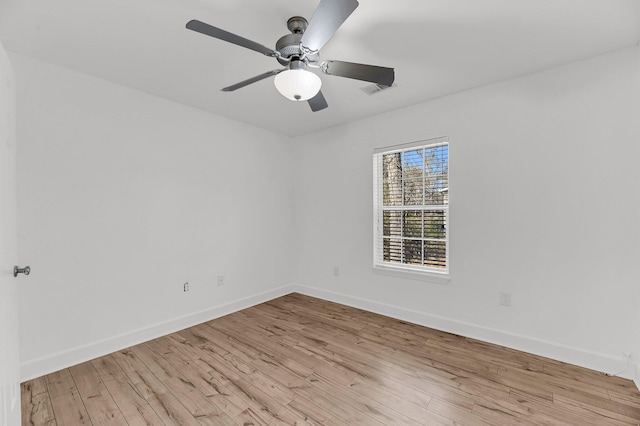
<box><xmin>1</xmin><ymin>0</ymin><xmax>639</xmax><ymax>136</ymax></box>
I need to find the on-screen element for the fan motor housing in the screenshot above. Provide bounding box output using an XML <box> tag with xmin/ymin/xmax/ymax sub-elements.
<box><xmin>275</xmin><ymin>33</ymin><xmax>302</xmax><ymax>65</ymax></box>
<box><xmin>275</xmin><ymin>17</ymin><xmax>319</xmax><ymax>66</ymax></box>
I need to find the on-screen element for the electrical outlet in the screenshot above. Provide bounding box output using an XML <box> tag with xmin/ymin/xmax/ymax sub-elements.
<box><xmin>623</xmin><ymin>351</ymin><xmax>632</xmax><ymax>360</ymax></box>
<box><xmin>217</xmin><ymin>275</ymin><xmax>225</xmax><ymax>286</ymax></box>
<box><xmin>333</xmin><ymin>266</ymin><xmax>340</xmax><ymax>276</ymax></box>
<box><xmin>499</xmin><ymin>292</ymin><xmax>511</xmax><ymax>307</ymax></box>
<box><xmin>183</xmin><ymin>282</ymin><xmax>189</xmax><ymax>292</ymax></box>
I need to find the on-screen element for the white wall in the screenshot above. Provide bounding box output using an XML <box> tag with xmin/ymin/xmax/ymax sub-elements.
<box><xmin>13</xmin><ymin>54</ymin><xmax>296</xmax><ymax>380</ymax></box>
<box><xmin>292</xmin><ymin>46</ymin><xmax>640</xmax><ymax>377</ymax></box>
<box><xmin>12</xmin><ymin>45</ymin><xmax>640</xmax><ymax>384</ymax></box>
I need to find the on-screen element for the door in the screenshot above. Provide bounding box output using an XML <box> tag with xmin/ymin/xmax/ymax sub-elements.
<box><xmin>0</xmin><ymin>42</ymin><xmax>20</xmax><ymax>426</ymax></box>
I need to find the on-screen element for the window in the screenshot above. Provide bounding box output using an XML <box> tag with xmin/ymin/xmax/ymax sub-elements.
<box><xmin>373</xmin><ymin>137</ymin><xmax>449</xmax><ymax>278</ymax></box>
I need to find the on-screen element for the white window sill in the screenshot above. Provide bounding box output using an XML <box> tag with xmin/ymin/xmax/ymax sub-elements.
<box><xmin>372</xmin><ymin>265</ymin><xmax>450</xmax><ymax>284</ymax></box>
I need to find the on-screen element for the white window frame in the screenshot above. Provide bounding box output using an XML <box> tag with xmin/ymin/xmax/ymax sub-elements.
<box><xmin>373</xmin><ymin>137</ymin><xmax>450</xmax><ymax>283</ymax></box>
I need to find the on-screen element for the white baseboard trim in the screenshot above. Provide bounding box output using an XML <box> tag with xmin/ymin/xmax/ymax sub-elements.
<box><xmin>291</xmin><ymin>284</ymin><xmax>635</xmax><ymax>381</ymax></box>
<box><xmin>20</xmin><ymin>284</ymin><xmax>296</xmax><ymax>382</ymax></box>
<box><xmin>22</xmin><ymin>283</ymin><xmax>637</xmax><ymax>386</ymax></box>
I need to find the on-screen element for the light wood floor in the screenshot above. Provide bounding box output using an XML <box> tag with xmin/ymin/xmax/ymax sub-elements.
<box><xmin>21</xmin><ymin>293</ymin><xmax>640</xmax><ymax>425</ymax></box>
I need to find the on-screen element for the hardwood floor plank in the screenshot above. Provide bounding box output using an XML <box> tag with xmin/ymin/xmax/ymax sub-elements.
<box><xmin>427</xmin><ymin>398</ymin><xmax>495</xmax><ymax>426</ymax></box>
<box><xmin>414</xmin><ymin>364</ymin><xmax>515</xmax><ymax>405</ymax></box>
<box><xmin>208</xmin><ymin>313</ymin><xmax>315</xmax><ymax>380</ymax></box>
<box><xmin>144</xmin><ymin>337</ymin><xmax>226</xmax><ymax>398</ymax></box>
<box><xmin>610</xmin><ymin>390</ymin><xmax>640</xmax><ymax>410</ymax></box>
<box><xmin>21</xmin><ymin>379</ymin><xmax>56</xmax><ymax>426</ymax></box>
<box><xmin>202</xmin><ymin>323</ymin><xmax>307</xmax><ymax>403</ymax></box>
<box><xmin>308</xmin><ymin>373</ymin><xmax>422</xmax><ymax>425</ymax></box>
<box><xmin>91</xmin><ymin>354</ymin><xmax>166</xmax><ymax>425</ymax></box>
<box><xmin>133</xmin><ymin>342</ymin><xmax>233</xmax><ymax>422</ymax></box>
<box><xmin>509</xmin><ymin>391</ymin><xmax>631</xmax><ymax>426</ymax></box>
<box><xmin>544</xmin><ymin>361</ymin><xmax>640</xmax><ymax>396</ymax></box>
<box><xmin>45</xmin><ymin>369</ymin><xmax>91</xmax><ymax>424</ymax></box>
<box><xmin>346</xmin><ymin>376</ymin><xmax>436</xmax><ymax>424</ymax></box>
<box><xmin>471</xmin><ymin>398</ymin><xmax>539</xmax><ymax>426</ymax></box>
<box><xmin>167</xmin><ymin>334</ymin><xmax>256</xmax><ymax>418</ymax></box>
<box><xmin>195</xmin><ymin>413</ymin><xmax>239</xmax><ymax>426</ymax></box>
<box><xmin>289</xmin><ymin>326</ymin><xmax>477</xmax><ymax>414</ymax></box>
<box><xmin>277</xmin><ymin>325</ymin><xmax>460</xmax><ymax>415</ymax></box>
<box><xmin>235</xmin><ymin>408</ymin><xmax>270</xmax><ymax>426</ymax></box>
<box><xmin>461</xmin><ymin>338</ymin><xmax>546</xmax><ymax>373</ymax></box>
<box><xmin>21</xmin><ymin>293</ymin><xmax>640</xmax><ymax>426</ymax></box>
<box><xmin>165</xmin><ymin>330</ymin><xmax>312</xmax><ymax>424</ymax></box>
<box><xmin>295</xmin><ymin>321</ymin><xmax>419</xmax><ymax>377</ymax></box>
<box><xmin>231</xmin><ymin>378</ymin><xmax>315</xmax><ymax>425</ymax></box>
<box><xmin>111</xmin><ymin>349</ymin><xmax>203</xmax><ymax>425</ymax></box>
<box><xmin>176</xmin><ymin>326</ymin><xmax>315</xmax><ymax>425</ymax></box>
<box><xmin>293</xmin><ymin>378</ymin><xmax>387</xmax><ymax>425</ymax></box>
<box><xmin>68</xmin><ymin>361</ymin><xmax>127</xmax><ymax>424</ymax></box>
<box><xmin>174</xmin><ymin>328</ymin><xmax>237</xmax><ymax>385</ymax></box>
<box><xmin>499</xmin><ymin>364</ymin><xmax>611</xmax><ymax>400</ymax></box>
<box><xmin>286</xmin><ymin>395</ymin><xmax>338</xmax><ymax>425</ymax></box>
<box><xmin>22</xmin><ymin>376</ymin><xmax>48</xmax><ymax>397</ymax></box>
<box><xmin>553</xmin><ymin>392</ymin><xmax>640</xmax><ymax>425</ymax></box>
<box><xmin>499</xmin><ymin>365</ymin><xmax>640</xmax><ymax>423</ymax></box>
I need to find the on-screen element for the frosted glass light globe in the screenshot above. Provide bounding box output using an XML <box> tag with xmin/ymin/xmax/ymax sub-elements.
<box><xmin>274</xmin><ymin>69</ymin><xmax>322</xmax><ymax>101</ymax></box>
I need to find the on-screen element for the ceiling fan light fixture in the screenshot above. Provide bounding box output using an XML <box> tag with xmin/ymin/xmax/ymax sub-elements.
<box><xmin>274</xmin><ymin>69</ymin><xmax>322</xmax><ymax>101</ymax></box>
<box><xmin>186</xmin><ymin>0</ymin><xmax>393</xmax><ymax>112</ymax></box>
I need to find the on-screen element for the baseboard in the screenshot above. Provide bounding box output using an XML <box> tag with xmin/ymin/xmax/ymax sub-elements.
<box><xmin>22</xmin><ymin>283</ymin><xmax>636</xmax><ymax>384</ymax></box>
<box><xmin>20</xmin><ymin>284</ymin><xmax>296</xmax><ymax>382</ymax></box>
<box><xmin>291</xmin><ymin>284</ymin><xmax>635</xmax><ymax>380</ymax></box>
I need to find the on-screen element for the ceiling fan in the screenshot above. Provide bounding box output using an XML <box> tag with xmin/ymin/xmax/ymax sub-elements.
<box><xmin>186</xmin><ymin>0</ymin><xmax>395</xmax><ymax>112</ymax></box>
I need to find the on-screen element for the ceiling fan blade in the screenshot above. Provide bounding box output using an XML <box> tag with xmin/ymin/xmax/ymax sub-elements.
<box><xmin>308</xmin><ymin>90</ymin><xmax>328</xmax><ymax>112</ymax></box>
<box><xmin>322</xmin><ymin>60</ymin><xmax>395</xmax><ymax>87</ymax></box>
<box><xmin>186</xmin><ymin>20</ymin><xmax>278</xmax><ymax>57</ymax></box>
<box><xmin>301</xmin><ymin>0</ymin><xmax>359</xmax><ymax>52</ymax></box>
<box><xmin>222</xmin><ymin>69</ymin><xmax>284</xmax><ymax>92</ymax></box>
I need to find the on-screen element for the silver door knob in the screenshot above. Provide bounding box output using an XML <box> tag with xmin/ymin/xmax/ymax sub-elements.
<box><xmin>14</xmin><ymin>265</ymin><xmax>30</xmax><ymax>277</ymax></box>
